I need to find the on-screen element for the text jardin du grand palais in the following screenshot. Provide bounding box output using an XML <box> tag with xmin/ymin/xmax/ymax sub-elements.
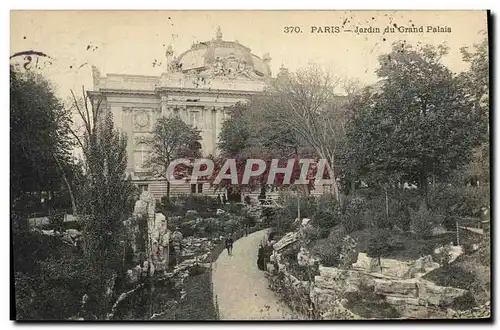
<box><xmin>309</xmin><ymin>24</ymin><xmax>451</xmax><ymax>34</ymax></box>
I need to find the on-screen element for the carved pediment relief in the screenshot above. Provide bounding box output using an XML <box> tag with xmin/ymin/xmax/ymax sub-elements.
<box><xmin>132</xmin><ymin>109</ymin><xmax>157</xmax><ymax>131</ymax></box>
<box><xmin>134</xmin><ymin>134</ymin><xmax>152</xmax><ymax>148</ymax></box>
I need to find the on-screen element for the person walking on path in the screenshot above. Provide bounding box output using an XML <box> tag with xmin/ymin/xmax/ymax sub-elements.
<box><xmin>225</xmin><ymin>236</ymin><xmax>234</xmax><ymax>256</ymax></box>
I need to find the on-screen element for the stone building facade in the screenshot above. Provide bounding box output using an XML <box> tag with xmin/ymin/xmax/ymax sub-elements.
<box><xmin>89</xmin><ymin>27</ymin><xmax>331</xmax><ymax>200</ymax></box>
<box><xmin>88</xmin><ymin>27</ymin><xmax>274</xmax><ymax>199</ymax></box>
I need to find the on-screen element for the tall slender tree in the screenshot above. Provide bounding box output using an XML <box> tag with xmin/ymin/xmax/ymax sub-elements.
<box><xmin>69</xmin><ymin>88</ymin><xmax>136</xmax><ymax>319</ymax></box>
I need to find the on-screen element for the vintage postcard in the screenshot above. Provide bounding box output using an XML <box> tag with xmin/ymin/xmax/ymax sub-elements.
<box><xmin>10</xmin><ymin>10</ymin><xmax>490</xmax><ymax>321</ymax></box>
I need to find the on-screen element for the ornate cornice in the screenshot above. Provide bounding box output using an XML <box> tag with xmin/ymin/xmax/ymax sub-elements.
<box><xmin>155</xmin><ymin>87</ymin><xmax>261</xmax><ymax>97</ymax></box>
<box><xmin>88</xmin><ymin>89</ymin><xmax>157</xmax><ymax>96</ymax></box>
<box><xmin>90</xmin><ymin>87</ymin><xmax>260</xmax><ymax>98</ymax></box>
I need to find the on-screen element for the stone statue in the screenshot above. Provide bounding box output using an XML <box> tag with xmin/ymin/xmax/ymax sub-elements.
<box><xmin>237</xmin><ymin>60</ymin><xmax>246</xmax><ymax>72</ymax></box>
<box><xmin>167</xmin><ymin>57</ymin><xmax>180</xmax><ymax>72</ymax></box>
<box><xmin>213</xmin><ymin>57</ymin><xmax>224</xmax><ymax>75</ymax></box>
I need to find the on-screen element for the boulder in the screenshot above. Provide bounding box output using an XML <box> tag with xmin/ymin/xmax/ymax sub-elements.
<box><xmin>156</xmin><ymin>212</ymin><xmax>166</xmax><ymax>222</ymax></box>
<box><xmin>216</xmin><ymin>209</ymin><xmax>225</xmax><ymax>215</ymax></box>
<box><xmin>352</xmin><ymin>252</ymin><xmax>372</xmax><ymax>271</ymax></box>
<box><xmin>185</xmin><ymin>210</ymin><xmax>198</xmax><ymax>216</ymax></box>
<box><xmin>378</xmin><ymin>258</ymin><xmax>412</xmax><ymax>278</ymax></box>
<box><xmin>273</xmin><ymin>231</ymin><xmax>299</xmax><ymax>251</ymax></box>
<box><xmin>419</xmin><ymin>280</ymin><xmax>468</xmax><ymax>307</ymax></box>
<box><xmin>431</xmin><ymin>225</ymin><xmax>447</xmax><ymax>236</ymax></box>
<box><xmin>373</xmin><ymin>278</ymin><xmax>418</xmax><ymax>297</ymax></box>
<box><xmin>315</xmin><ymin>267</ymin><xmax>371</xmax><ymax>293</ymax></box>
<box><xmin>66</xmin><ymin>229</ymin><xmax>82</xmax><ymax>238</ymax></box>
<box><xmin>434</xmin><ymin>244</ymin><xmax>463</xmax><ymax>264</ymax></box>
<box><xmin>404</xmin><ymin>255</ymin><xmax>440</xmax><ymax>279</ymax></box>
<box><xmin>301</xmin><ymin>218</ymin><xmax>312</xmax><ymax>227</ymax></box>
<box><xmin>297</xmin><ymin>247</ymin><xmax>318</xmax><ymax>267</ymax></box>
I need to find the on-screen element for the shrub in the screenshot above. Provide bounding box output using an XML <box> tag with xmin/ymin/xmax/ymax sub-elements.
<box><xmin>427</xmin><ymin>184</ymin><xmax>490</xmax><ymax>220</ymax></box>
<box><xmin>277</xmin><ymin>194</ymin><xmax>317</xmax><ymax>221</ymax></box>
<box><xmin>159</xmin><ymin>194</ymin><xmax>222</xmax><ymax>217</ymax></box>
<box><xmin>41</xmin><ymin>220</ymin><xmax>82</xmax><ymax>231</ymax></box>
<box><xmin>309</xmin><ymin>239</ymin><xmax>342</xmax><ymax>267</ymax></box>
<box><xmin>188</xmin><ymin>265</ymin><xmax>207</xmax><ymax>276</ymax></box>
<box><xmin>365</xmin><ymin>229</ymin><xmax>403</xmax><ymax>270</ymax></box>
<box><xmin>313</xmin><ymin>195</ymin><xmax>341</xmax><ymax>229</ymax></box>
<box><xmin>48</xmin><ymin>211</ymin><xmax>65</xmax><ymax>233</ymax></box>
<box><xmin>340</xmin><ymin>197</ymin><xmax>367</xmax><ymax>233</ymax></box>
<box><xmin>222</xmin><ymin>202</ymin><xmax>244</xmax><ymax>215</ymax></box>
<box><xmin>303</xmin><ymin>226</ymin><xmax>330</xmax><ymax>242</ymax></box>
<box><xmin>409</xmin><ymin>201</ymin><xmax>443</xmax><ymax>238</ymax></box>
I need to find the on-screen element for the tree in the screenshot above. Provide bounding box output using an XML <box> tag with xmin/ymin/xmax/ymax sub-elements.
<box><xmin>145</xmin><ymin>115</ymin><xmax>202</xmax><ymax>201</ymax></box>
<box><xmin>459</xmin><ymin>36</ymin><xmax>489</xmax><ymax>121</ymax></box>
<box><xmin>69</xmin><ymin>88</ymin><xmax>136</xmax><ymax>319</ymax></box>
<box><xmin>10</xmin><ymin>67</ymin><xmax>76</xmax><ymax>229</ymax></box>
<box><xmin>258</xmin><ymin>64</ymin><xmax>347</xmax><ymax>202</ymax></box>
<box><xmin>345</xmin><ymin>42</ymin><xmax>487</xmax><ymax>197</ymax></box>
<box><xmin>366</xmin><ymin>229</ymin><xmax>394</xmax><ymax>272</ymax></box>
<box><xmin>215</xmin><ymin>102</ymin><xmax>316</xmax><ymax>196</ymax></box>
<box><xmin>456</xmin><ymin>36</ymin><xmax>490</xmax><ymax>185</ymax></box>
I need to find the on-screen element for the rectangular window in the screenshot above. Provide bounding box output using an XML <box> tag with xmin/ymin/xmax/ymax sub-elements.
<box><xmin>189</xmin><ymin>110</ymin><xmax>201</xmax><ymax>128</ymax></box>
<box><xmin>191</xmin><ymin>183</ymin><xmax>204</xmax><ymax>194</ymax></box>
<box><xmin>138</xmin><ymin>184</ymin><xmax>149</xmax><ymax>193</ymax></box>
<box><xmin>134</xmin><ymin>142</ymin><xmax>150</xmax><ymax>171</ymax></box>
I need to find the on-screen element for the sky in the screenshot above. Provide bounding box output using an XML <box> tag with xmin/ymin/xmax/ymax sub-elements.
<box><xmin>10</xmin><ymin>10</ymin><xmax>488</xmax><ymax>100</ymax></box>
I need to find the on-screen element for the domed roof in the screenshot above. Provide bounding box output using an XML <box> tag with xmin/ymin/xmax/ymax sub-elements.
<box><xmin>172</xmin><ymin>27</ymin><xmax>271</xmax><ymax>80</ymax></box>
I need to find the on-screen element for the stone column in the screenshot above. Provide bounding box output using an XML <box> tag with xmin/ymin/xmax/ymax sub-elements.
<box><xmin>204</xmin><ymin>106</ymin><xmax>214</xmax><ymax>156</ymax></box>
<box><xmin>183</xmin><ymin>106</ymin><xmax>189</xmax><ymax>123</ymax></box>
<box><xmin>123</xmin><ymin>108</ymin><xmax>135</xmax><ymax>173</ymax></box>
<box><xmin>214</xmin><ymin>106</ymin><xmax>224</xmax><ymax>156</ymax></box>
<box><xmin>177</xmin><ymin>105</ymin><xmax>187</xmax><ymax>123</ymax></box>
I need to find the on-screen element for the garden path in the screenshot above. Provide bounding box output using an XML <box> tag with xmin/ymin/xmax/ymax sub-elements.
<box><xmin>211</xmin><ymin>229</ymin><xmax>293</xmax><ymax>320</ymax></box>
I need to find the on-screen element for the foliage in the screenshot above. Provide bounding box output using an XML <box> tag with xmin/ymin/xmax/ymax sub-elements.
<box><xmin>13</xmin><ymin>231</ymin><xmax>84</xmax><ymax>320</ymax></box>
<box><xmin>10</xmin><ymin>68</ymin><xmax>76</xmax><ymax>228</ymax></box>
<box><xmin>215</xmin><ymin>65</ymin><xmax>347</xmax><ymax>198</ymax></box>
<box><xmin>365</xmin><ymin>229</ymin><xmax>405</xmax><ymax>267</ymax></box>
<box><xmin>48</xmin><ymin>210</ymin><xmax>65</xmax><ymax>233</ymax></box>
<box><xmin>69</xmin><ymin>90</ymin><xmax>136</xmax><ymax>319</ymax></box>
<box><xmin>339</xmin><ymin>197</ymin><xmax>367</xmax><ymax>233</ymax></box>
<box><xmin>313</xmin><ymin>194</ymin><xmax>342</xmax><ymax>229</ymax></box>
<box><xmin>427</xmin><ymin>183</ymin><xmax>489</xmax><ymax>219</ymax></box>
<box><xmin>159</xmin><ymin>194</ymin><xmax>221</xmax><ymax>217</ymax></box>
<box><xmin>262</xmin><ymin>64</ymin><xmax>350</xmax><ymax>201</ymax></box>
<box><xmin>310</xmin><ymin>233</ymin><xmax>359</xmax><ymax>269</ymax></box>
<box><xmin>345</xmin><ymin>41</ymin><xmax>488</xmax><ymax>195</ymax></box>
<box><xmin>146</xmin><ymin>116</ymin><xmax>202</xmax><ymax>200</ymax></box>
<box><xmin>15</xmin><ymin>259</ymin><xmax>87</xmax><ymax>320</ymax></box>
<box><xmin>409</xmin><ymin>200</ymin><xmax>443</xmax><ymax>238</ymax></box>
<box><xmin>458</xmin><ymin>36</ymin><xmax>489</xmax><ymax>123</ymax></box>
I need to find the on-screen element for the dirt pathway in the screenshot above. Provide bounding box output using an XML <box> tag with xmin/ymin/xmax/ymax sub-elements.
<box><xmin>211</xmin><ymin>229</ymin><xmax>293</xmax><ymax>320</ymax></box>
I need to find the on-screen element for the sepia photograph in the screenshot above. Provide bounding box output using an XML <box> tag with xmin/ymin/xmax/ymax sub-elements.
<box><xmin>9</xmin><ymin>9</ymin><xmax>491</xmax><ymax>321</ymax></box>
